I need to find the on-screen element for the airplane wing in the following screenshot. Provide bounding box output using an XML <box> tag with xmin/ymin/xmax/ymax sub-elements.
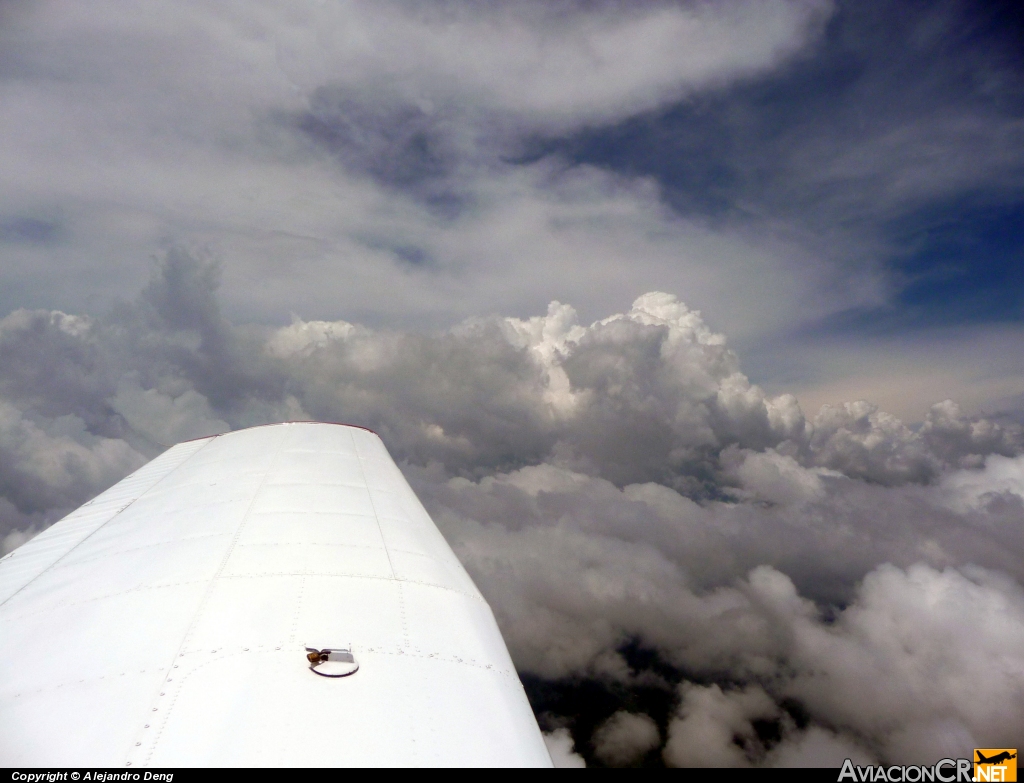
<box><xmin>0</xmin><ymin>422</ymin><xmax>552</xmax><ymax>767</ymax></box>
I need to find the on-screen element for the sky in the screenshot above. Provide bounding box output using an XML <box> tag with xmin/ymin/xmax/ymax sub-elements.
<box><xmin>1</xmin><ymin>0</ymin><xmax>1023</xmax><ymax>419</ymax></box>
<box><xmin>1</xmin><ymin>0</ymin><xmax>1023</xmax><ymax>767</ymax></box>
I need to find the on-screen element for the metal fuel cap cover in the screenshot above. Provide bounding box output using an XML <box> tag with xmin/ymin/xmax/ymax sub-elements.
<box><xmin>306</xmin><ymin>647</ymin><xmax>359</xmax><ymax>677</ymax></box>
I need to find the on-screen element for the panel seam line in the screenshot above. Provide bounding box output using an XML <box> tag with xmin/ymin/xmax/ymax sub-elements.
<box><xmin>0</xmin><ymin>437</ymin><xmax>220</xmax><ymax>609</ymax></box>
<box><xmin>351</xmin><ymin>430</ymin><xmax>397</xmax><ymax>581</ymax></box>
<box><xmin>139</xmin><ymin>427</ymin><xmax>292</xmax><ymax>766</ymax></box>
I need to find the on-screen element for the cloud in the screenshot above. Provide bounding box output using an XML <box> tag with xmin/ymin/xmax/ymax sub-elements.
<box><xmin>0</xmin><ymin>0</ymin><xmax>852</xmax><ymax>357</ymax></box>
<box><xmin>274</xmin><ymin>0</ymin><xmax>834</xmax><ymax>132</ymax></box>
<box><xmin>592</xmin><ymin>711</ymin><xmax>661</xmax><ymax>766</ymax></box>
<box><xmin>758</xmin><ymin>324</ymin><xmax>1024</xmax><ymax>425</ymax></box>
<box><xmin>543</xmin><ymin>727</ymin><xmax>586</xmax><ymax>768</ymax></box>
<box><xmin>537</xmin><ymin>2</ymin><xmax>1024</xmax><ymax>424</ymax></box>
<box><xmin>781</xmin><ymin>563</ymin><xmax>1024</xmax><ymax>763</ymax></box>
<box><xmin>1</xmin><ymin>252</ymin><xmax>1022</xmax><ymax>765</ymax></box>
<box><xmin>7</xmin><ymin>1</ymin><xmax>1020</xmax><ymax>434</ymax></box>
<box><xmin>663</xmin><ymin>683</ymin><xmax>779</xmax><ymax>767</ymax></box>
<box><xmin>109</xmin><ymin>376</ymin><xmax>230</xmax><ymax>446</ymax></box>
<box><xmin>1</xmin><ymin>0</ymin><xmax>1021</xmax><ymax>433</ymax></box>
<box><xmin>765</xmin><ymin>726</ymin><xmax>874</xmax><ymax>768</ymax></box>
<box><xmin>0</xmin><ymin>398</ymin><xmax>143</xmax><ymax>519</ymax></box>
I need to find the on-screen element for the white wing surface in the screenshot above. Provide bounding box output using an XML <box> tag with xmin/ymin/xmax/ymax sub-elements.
<box><xmin>0</xmin><ymin>423</ymin><xmax>552</xmax><ymax>767</ymax></box>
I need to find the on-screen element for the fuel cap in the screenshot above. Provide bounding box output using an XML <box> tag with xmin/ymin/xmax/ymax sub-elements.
<box><xmin>305</xmin><ymin>646</ymin><xmax>359</xmax><ymax>677</ymax></box>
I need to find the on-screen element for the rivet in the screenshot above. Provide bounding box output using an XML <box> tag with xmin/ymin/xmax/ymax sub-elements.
<box><xmin>135</xmin><ymin>742</ymin><xmax>141</xmax><ymax>746</ymax></box>
<box><xmin>152</xmin><ymin>708</ymin><xmax>157</xmax><ymax>712</ymax></box>
<box><xmin>144</xmin><ymin>725</ymin><xmax>149</xmax><ymax>729</ymax></box>
<box><xmin>126</xmin><ymin>763</ymin><xmax>132</xmax><ymax>767</ymax></box>
<box><xmin>160</xmin><ymin>692</ymin><xmax>165</xmax><ymax>696</ymax></box>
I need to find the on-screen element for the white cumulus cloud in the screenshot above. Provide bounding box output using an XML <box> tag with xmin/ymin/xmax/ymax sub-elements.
<box><xmin>0</xmin><ymin>253</ymin><xmax>1021</xmax><ymax>766</ymax></box>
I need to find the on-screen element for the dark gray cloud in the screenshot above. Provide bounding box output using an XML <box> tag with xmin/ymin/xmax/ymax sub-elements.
<box><xmin>1</xmin><ymin>251</ymin><xmax>1022</xmax><ymax>765</ymax></box>
<box><xmin>0</xmin><ymin>216</ymin><xmax>60</xmax><ymax>244</ymax></box>
<box><xmin>298</xmin><ymin>88</ymin><xmax>458</xmax><ymax>186</ymax></box>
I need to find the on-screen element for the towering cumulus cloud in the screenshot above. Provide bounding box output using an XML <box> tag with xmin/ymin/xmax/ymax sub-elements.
<box><xmin>2</xmin><ymin>252</ymin><xmax>1022</xmax><ymax>766</ymax></box>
